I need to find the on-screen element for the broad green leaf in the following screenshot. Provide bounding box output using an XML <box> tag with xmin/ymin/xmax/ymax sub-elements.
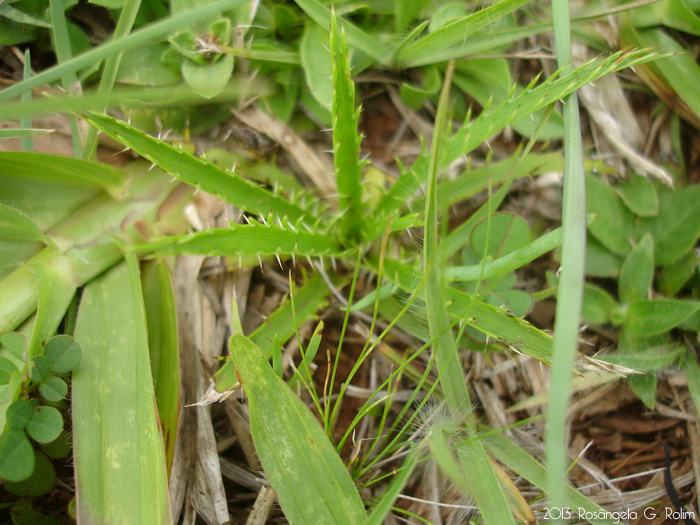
<box><xmin>625</xmin><ymin>299</ymin><xmax>700</xmax><ymax>336</ymax></box>
<box><xmin>116</xmin><ymin>43</ymin><xmax>182</xmax><ymax>86</ymax></box>
<box><xmin>613</xmin><ymin>175</ymin><xmax>658</xmax><ymax>217</ymax></box>
<box><xmin>619</xmin><ymin>234</ymin><xmax>654</xmax><ymax>304</ymax></box>
<box><xmin>182</xmin><ymin>53</ymin><xmax>234</xmax><ymax>98</ymax></box>
<box><xmin>635</xmin><ymin>183</ymin><xmax>700</xmax><ymax>266</ymax></box>
<box><xmin>4</xmin><ymin>450</ymin><xmax>56</xmax><ymax>497</ymax></box>
<box><xmin>628</xmin><ymin>374</ymin><xmax>657</xmax><ymax>409</ymax></box>
<box><xmin>658</xmin><ymin>250</ymin><xmax>699</xmax><ymax>296</ymax></box>
<box><xmin>38</xmin><ymin>376</ymin><xmax>68</xmax><ymax>402</ymax></box>
<box><xmin>229</xmin><ymin>334</ymin><xmax>366</xmax><ymax>524</ymax></box>
<box><xmin>44</xmin><ymin>335</ymin><xmax>82</xmax><ymax>374</ymax></box>
<box><xmin>331</xmin><ymin>11</ymin><xmax>364</xmax><ymax>240</ymax></box>
<box><xmin>85</xmin><ymin>112</ymin><xmax>311</xmax><ymax>223</ymax></box>
<box><xmin>9</xmin><ymin>498</ymin><xmax>59</xmax><ymax>525</ymax></box>
<box><xmin>584</xmin><ymin>236</ymin><xmax>623</xmax><ymax>277</ymax></box>
<box><xmin>141</xmin><ymin>223</ymin><xmax>341</xmax><ymax>257</ymax></box>
<box><xmin>599</xmin><ymin>345</ymin><xmax>684</xmax><ymax>371</ymax></box>
<box><xmin>0</xmin><ymin>152</ymin><xmax>127</xmax><ymax>199</ymax></box>
<box><xmin>293</xmin><ymin>0</ymin><xmax>389</xmax><ymax>64</ymax></box>
<box><xmin>581</xmin><ymin>283</ymin><xmax>617</xmax><ymax>325</ymax></box>
<box><xmin>0</xmin><ymin>205</ymin><xmax>47</xmax><ymax>243</ymax></box>
<box><xmin>73</xmin><ymin>258</ymin><xmax>172</xmax><ymax>524</ymax></box>
<box><xmin>0</xmin><ymin>429</ymin><xmax>35</xmax><ymax>482</ymax></box>
<box><xmin>586</xmin><ymin>174</ymin><xmax>634</xmax><ymax>256</ymax></box>
<box><xmin>471</xmin><ymin>212</ymin><xmax>533</xmax><ymax>259</ymax></box>
<box><xmin>26</xmin><ymin>406</ymin><xmax>62</xmax><ymax>444</ymax></box>
<box><xmin>6</xmin><ymin>399</ymin><xmax>33</xmax><ymax>430</ymax></box>
<box><xmin>301</xmin><ymin>22</ymin><xmax>332</xmax><ymax>110</ymax></box>
<box><xmin>141</xmin><ymin>259</ymin><xmax>180</xmax><ymax>479</ymax></box>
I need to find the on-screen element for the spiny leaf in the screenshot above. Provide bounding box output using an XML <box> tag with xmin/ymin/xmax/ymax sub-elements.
<box><xmin>85</xmin><ymin>112</ymin><xmax>313</xmax><ymax>223</ymax></box>
<box><xmin>139</xmin><ymin>223</ymin><xmax>343</xmax><ymax>257</ymax></box>
<box><xmin>331</xmin><ymin>11</ymin><xmax>364</xmax><ymax>240</ymax></box>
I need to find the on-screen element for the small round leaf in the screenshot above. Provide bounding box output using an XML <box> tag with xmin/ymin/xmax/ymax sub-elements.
<box><xmin>6</xmin><ymin>399</ymin><xmax>33</xmax><ymax>430</ymax></box>
<box><xmin>44</xmin><ymin>335</ymin><xmax>82</xmax><ymax>374</ymax></box>
<box><xmin>26</xmin><ymin>406</ymin><xmax>63</xmax><ymax>444</ymax></box>
<box><xmin>39</xmin><ymin>376</ymin><xmax>68</xmax><ymax>402</ymax></box>
<box><xmin>31</xmin><ymin>356</ymin><xmax>50</xmax><ymax>383</ymax></box>
<box><xmin>4</xmin><ymin>451</ymin><xmax>56</xmax><ymax>497</ymax></box>
<box><xmin>40</xmin><ymin>430</ymin><xmax>71</xmax><ymax>459</ymax></box>
<box><xmin>0</xmin><ymin>429</ymin><xmax>35</xmax><ymax>481</ymax></box>
<box><xmin>470</xmin><ymin>212</ymin><xmax>533</xmax><ymax>259</ymax></box>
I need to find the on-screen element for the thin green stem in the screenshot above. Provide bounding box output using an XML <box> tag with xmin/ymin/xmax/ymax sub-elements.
<box><xmin>546</xmin><ymin>0</ymin><xmax>587</xmax><ymax>516</ymax></box>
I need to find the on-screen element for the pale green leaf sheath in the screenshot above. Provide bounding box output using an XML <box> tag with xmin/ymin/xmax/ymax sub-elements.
<box><xmin>73</xmin><ymin>257</ymin><xmax>171</xmax><ymax>524</ymax></box>
<box><xmin>229</xmin><ymin>334</ymin><xmax>366</xmax><ymax>525</ymax></box>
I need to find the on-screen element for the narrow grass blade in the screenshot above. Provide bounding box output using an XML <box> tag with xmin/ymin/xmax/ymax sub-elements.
<box><xmin>483</xmin><ymin>432</ymin><xmax>616</xmax><ymax>525</ymax></box>
<box><xmin>141</xmin><ymin>259</ymin><xmax>180</xmax><ymax>480</ymax></box>
<box><xmin>83</xmin><ymin>0</ymin><xmax>142</xmax><ymax>160</ymax></box>
<box><xmin>140</xmin><ymin>223</ymin><xmax>342</xmax><ymax>257</ymax></box>
<box><xmin>331</xmin><ymin>11</ymin><xmax>364</xmax><ymax>241</ymax></box>
<box><xmin>0</xmin><ymin>0</ymin><xmax>250</xmax><ymax>103</ymax></box>
<box><xmin>373</xmin><ymin>48</ymin><xmax>658</xmax><ymax>222</ymax></box>
<box><xmin>49</xmin><ymin>0</ymin><xmax>82</xmax><ymax>158</ymax></box>
<box><xmin>546</xmin><ymin>0</ymin><xmax>587</xmax><ymax>513</ymax></box>
<box><xmin>229</xmin><ymin>334</ymin><xmax>366</xmax><ymax>524</ymax></box>
<box><xmin>0</xmin><ymin>152</ymin><xmax>127</xmax><ymax>198</ymax></box>
<box><xmin>212</xmin><ymin>274</ymin><xmax>333</xmax><ymax>392</ymax></box>
<box><xmin>21</xmin><ymin>50</ymin><xmax>32</xmax><ymax>152</ymax></box>
<box><xmin>395</xmin><ymin>0</ymin><xmax>533</xmax><ymax>66</ymax></box>
<box><xmin>73</xmin><ymin>257</ymin><xmax>172</xmax><ymax>524</ymax></box>
<box><xmin>0</xmin><ymin>129</ymin><xmax>54</xmax><ymax>139</ymax></box>
<box><xmin>85</xmin><ymin>112</ymin><xmax>312</xmax><ymax>223</ymax></box>
<box><xmin>366</xmin><ymin>442</ymin><xmax>422</xmax><ymax>525</ymax></box>
<box><xmin>293</xmin><ymin>0</ymin><xmax>390</xmax><ymax>64</ymax></box>
<box><xmin>422</xmin><ymin>61</ymin><xmax>515</xmax><ymax>524</ymax></box>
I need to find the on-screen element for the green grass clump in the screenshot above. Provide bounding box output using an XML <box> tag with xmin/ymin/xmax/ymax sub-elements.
<box><xmin>1</xmin><ymin>0</ymin><xmax>699</xmax><ymax>523</ymax></box>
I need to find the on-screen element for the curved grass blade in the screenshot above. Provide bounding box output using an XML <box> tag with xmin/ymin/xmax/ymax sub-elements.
<box><xmin>139</xmin><ymin>223</ymin><xmax>341</xmax><ymax>257</ymax></box>
<box><xmin>73</xmin><ymin>256</ymin><xmax>172</xmax><ymax>524</ymax></box>
<box><xmin>395</xmin><ymin>0</ymin><xmax>533</xmax><ymax>66</ymax></box>
<box><xmin>0</xmin><ymin>152</ymin><xmax>127</xmax><ymax>198</ymax></box>
<box><xmin>229</xmin><ymin>334</ymin><xmax>366</xmax><ymax>525</ymax></box>
<box><xmin>85</xmin><ymin>112</ymin><xmax>313</xmax><ymax>223</ymax></box>
<box><xmin>141</xmin><ymin>259</ymin><xmax>180</xmax><ymax>480</ymax></box>
<box><xmin>372</xmin><ymin>48</ymin><xmax>659</xmax><ymax>222</ymax></box>
<box><xmin>0</xmin><ymin>129</ymin><xmax>54</xmax><ymax>139</ymax></box>
<box><xmin>210</xmin><ymin>274</ymin><xmax>334</xmax><ymax>394</ymax></box>
<box><xmin>484</xmin><ymin>432</ymin><xmax>615</xmax><ymax>525</ymax></box>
